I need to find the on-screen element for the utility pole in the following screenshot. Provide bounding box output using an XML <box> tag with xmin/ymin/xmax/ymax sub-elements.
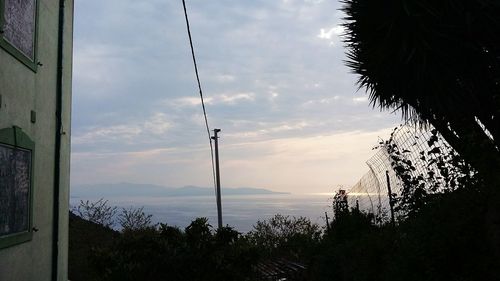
<box><xmin>386</xmin><ymin>170</ymin><xmax>396</xmax><ymax>227</ymax></box>
<box><xmin>211</xmin><ymin>129</ymin><xmax>223</xmax><ymax>229</ymax></box>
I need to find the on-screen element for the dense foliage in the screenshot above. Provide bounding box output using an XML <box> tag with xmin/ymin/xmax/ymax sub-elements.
<box><xmin>379</xmin><ymin>126</ymin><xmax>478</xmax><ymax>218</ymax></box>
<box><xmin>246</xmin><ymin>214</ymin><xmax>321</xmax><ymax>260</ymax></box>
<box><xmin>89</xmin><ymin>220</ymin><xmax>258</xmax><ymax>281</ymax></box>
<box><xmin>70</xmin><ymin>184</ymin><xmax>495</xmax><ymax>281</ymax></box>
<box><xmin>69</xmin><ymin>210</ymin><xmax>319</xmax><ymax>281</ymax></box>
<box><xmin>342</xmin><ymin>1</ymin><xmax>500</xmax><ymax>266</ymax></box>
<box><xmin>308</xmin><ymin>127</ymin><xmax>495</xmax><ymax>281</ymax></box>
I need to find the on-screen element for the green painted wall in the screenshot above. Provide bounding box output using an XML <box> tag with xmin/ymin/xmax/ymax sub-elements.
<box><xmin>0</xmin><ymin>0</ymin><xmax>73</xmax><ymax>280</ymax></box>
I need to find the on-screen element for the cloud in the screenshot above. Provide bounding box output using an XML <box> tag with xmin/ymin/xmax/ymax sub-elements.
<box><xmin>214</xmin><ymin>74</ymin><xmax>236</xmax><ymax>83</ymax></box>
<box><xmin>218</xmin><ymin>93</ymin><xmax>255</xmax><ymax>104</ymax></box>
<box><xmin>73</xmin><ymin>113</ymin><xmax>172</xmax><ymax>146</ymax></box>
<box><xmin>72</xmin><ymin>127</ymin><xmax>396</xmax><ymax>192</ymax></box>
<box><xmin>71</xmin><ymin>0</ymin><xmax>401</xmax><ymax>193</ymax></box>
<box><xmin>352</xmin><ymin>96</ymin><xmax>369</xmax><ymax>103</ymax></box>
<box><xmin>317</xmin><ymin>25</ymin><xmax>345</xmax><ymax>46</ymax></box>
<box><xmin>224</xmin><ymin>121</ymin><xmax>310</xmax><ymax>140</ymax></box>
<box><xmin>305</xmin><ymin>0</ymin><xmax>325</xmax><ymax>4</ymax></box>
<box><xmin>318</xmin><ymin>25</ymin><xmax>345</xmax><ymax>39</ymax></box>
<box><xmin>212</xmin><ymin>127</ymin><xmax>396</xmax><ymax>192</ymax></box>
<box><xmin>71</xmin><ymin>143</ymin><xmax>214</xmax><ymax>187</ymax></box>
<box><xmin>168</xmin><ymin>92</ymin><xmax>255</xmax><ymax>107</ymax></box>
<box><xmin>72</xmin><ymin>44</ymin><xmax>125</xmax><ymax>97</ymax></box>
<box><xmin>144</xmin><ymin>113</ymin><xmax>171</xmax><ymax>135</ymax></box>
<box><xmin>302</xmin><ymin>96</ymin><xmax>341</xmax><ymax>107</ymax></box>
<box><xmin>169</xmin><ymin>97</ymin><xmax>203</xmax><ymax>107</ymax></box>
<box><xmin>73</xmin><ymin>125</ymin><xmax>142</xmax><ymax>145</ymax></box>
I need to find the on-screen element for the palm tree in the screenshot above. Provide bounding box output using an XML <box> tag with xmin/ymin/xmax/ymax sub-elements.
<box><xmin>342</xmin><ymin>0</ymin><xmax>500</xmax><ymax>180</ymax></box>
<box><xmin>341</xmin><ymin>0</ymin><xmax>500</xmax><ymax>263</ymax></box>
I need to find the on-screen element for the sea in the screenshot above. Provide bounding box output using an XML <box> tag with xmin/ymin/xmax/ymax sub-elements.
<box><xmin>70</xmin><ymin>193</ymin><xmax>334</xmax><ymax>233</ymax></box>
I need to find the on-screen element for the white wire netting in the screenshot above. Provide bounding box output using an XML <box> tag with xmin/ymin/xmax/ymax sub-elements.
<box><xmin>347</xmin><ymin>125</ymin><xmax>456</xmax><ymax>222</ymax></box>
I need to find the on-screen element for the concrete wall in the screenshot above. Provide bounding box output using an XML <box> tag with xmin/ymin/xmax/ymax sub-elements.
<box><xmin>0</xmin><ymin>0</ymin><xmax>73</xmax><ymax>280</ymax></box>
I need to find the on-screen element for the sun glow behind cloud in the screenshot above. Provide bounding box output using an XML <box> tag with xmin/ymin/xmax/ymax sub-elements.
<box><xmin>71</xmin><ymin>127</ymin><xmax>396</xmax><ymax>193</ymax></box>
<box><xmin>317</xmin><ymin>25</ymin><xmax>345</xmax><ymax>46</ymax></box>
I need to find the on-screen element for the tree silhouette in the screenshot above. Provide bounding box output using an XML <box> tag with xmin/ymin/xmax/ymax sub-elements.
<box><xmin>342</xmin><ymin>0</ymin><xmax>500</xmax><ymax>260</ymax></box>
<box><xmin>342</xmin><ymin>0</ymin><xmax>500</xmax><ymax>182</ymax></box>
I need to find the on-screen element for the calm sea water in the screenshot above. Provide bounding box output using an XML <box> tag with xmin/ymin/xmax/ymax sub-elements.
<box><xmin>70</xmin><ymin>194</ymin><xmax>334</xmax><ymax>233</ymax></box>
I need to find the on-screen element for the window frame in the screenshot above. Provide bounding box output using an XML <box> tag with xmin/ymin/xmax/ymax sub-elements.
<box><xmin>0</xmin><ymin>0</ymin><xmax>39</xmax><ymax>72</ymax></box>
<box><xmin>0</xmin><ymin>126</ymin><xmax>35</xmax><ymax>249</ymax></box>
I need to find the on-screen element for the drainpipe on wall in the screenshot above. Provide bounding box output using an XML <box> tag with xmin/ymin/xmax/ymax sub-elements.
<box><xmin>52</xmin><ymin>0</ymin><xmax>65</xmax><ymax>280</ymax></box>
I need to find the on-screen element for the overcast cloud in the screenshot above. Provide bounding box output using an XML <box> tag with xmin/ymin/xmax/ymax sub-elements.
<box><xmin>71</xmin><ymin>0</ymin><xmax>400</xmax><ymax>193</ymax></box>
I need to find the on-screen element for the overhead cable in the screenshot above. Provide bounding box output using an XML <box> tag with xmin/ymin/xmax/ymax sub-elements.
<box><xmin>181</xmin><ymin>0</ymin><xmax>217</xmax><ymax>192</ymax></box>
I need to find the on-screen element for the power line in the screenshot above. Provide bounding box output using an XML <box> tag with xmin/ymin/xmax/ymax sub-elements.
<box><xmin>181</xmin><ymin>0</ymin><xmax>217</xmax><ymax>192</ymax></box>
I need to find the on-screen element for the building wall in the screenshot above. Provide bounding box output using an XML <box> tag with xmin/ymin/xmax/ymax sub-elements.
<box><xmin>0</xmin><ymin>0</ymin><xmax>73</xmax><ymax>280</ymax></box>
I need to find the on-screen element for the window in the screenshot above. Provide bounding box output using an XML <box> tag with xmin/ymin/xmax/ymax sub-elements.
<box><xmin>0</xmin><ymin>126</ymin><xmax>34</xmax><ymax>249</ymax></box>
<box><xmin>0</xmin><ymin>0</ymin><xmax>38</xmax><ymax>71</ymax></box>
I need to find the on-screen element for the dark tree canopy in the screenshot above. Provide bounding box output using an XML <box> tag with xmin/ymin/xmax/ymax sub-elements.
<box><xmin>342</xmin><ymin>0</ymin><xmax>500</xmax><ymax>181</ymax></box>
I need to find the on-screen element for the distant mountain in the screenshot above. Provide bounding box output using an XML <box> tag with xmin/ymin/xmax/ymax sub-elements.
<box><xmin>71</xmin><ymin>183</ymin><xmax>289</xmax><ymax>198</ymax></box>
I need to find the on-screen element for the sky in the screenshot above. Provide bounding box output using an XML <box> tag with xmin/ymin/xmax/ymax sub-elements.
<box><xmin>71</xmin><ymin>0</ymin><xmax>400</xmax><ymax>194</ymax></box>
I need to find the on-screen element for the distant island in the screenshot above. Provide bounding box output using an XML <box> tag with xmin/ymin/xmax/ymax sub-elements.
<box><xmin>71</xmin><ymin>182</ymin><xmax>289</xmax><ymax>198</ymax></box>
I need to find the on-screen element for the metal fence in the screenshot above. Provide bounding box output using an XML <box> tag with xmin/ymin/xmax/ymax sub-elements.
<box><xmin>345</xmin><ymin>125</ymin><xmax>456</xmax><ymax>222</ymax></box>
